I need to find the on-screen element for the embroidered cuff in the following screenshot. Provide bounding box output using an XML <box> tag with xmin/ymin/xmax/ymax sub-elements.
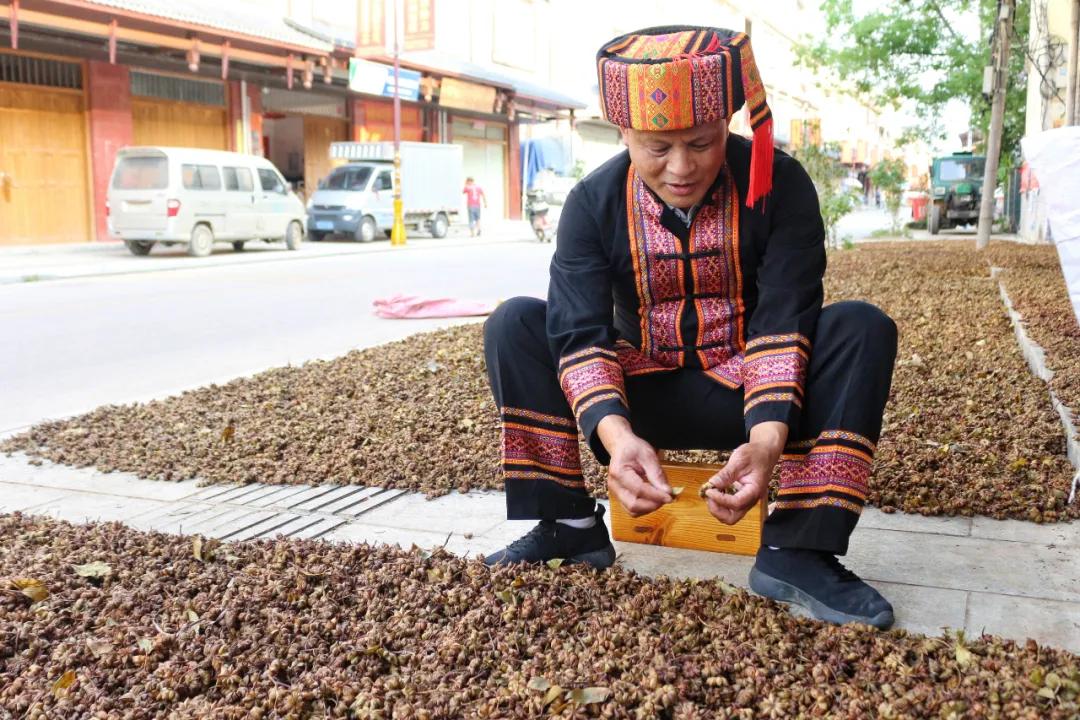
<box><xmin>500</xmin><ymin>407</ymin><xmax>586</xmax><ymax>489</ymax></box>
<box><xmin>773</xmin><ymin>430</ymin><xmax>877</xmax><ymax>515</ymax></box>
<box><xmin>558</xmin><ymin>346</ymin><xmax>628</xmax><ymax>424</ymax></box>
<box><xmin>743</xmin><ymin>333</ymin><xmax>810</xmax><ymax>429</ymax></box>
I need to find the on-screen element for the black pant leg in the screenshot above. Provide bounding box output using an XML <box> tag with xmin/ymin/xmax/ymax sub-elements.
<box><xmin>762</xmin><ymin>300</ymin><xmax>899</xmax><ymax>555</ymax></box>
<box><xmin>484</xmin><ymin>297</ymin><xmax>595</xmax><ymax>520</ymax></box>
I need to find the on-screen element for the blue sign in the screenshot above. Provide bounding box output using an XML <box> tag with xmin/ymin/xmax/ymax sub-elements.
<box><xmin>349</xmin><ymin>59</ymin><xmax>421</xmax><ymax>102</ymax></box>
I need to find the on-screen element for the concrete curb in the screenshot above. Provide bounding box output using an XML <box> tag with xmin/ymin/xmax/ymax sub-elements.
<box><xmin>0</xmin><ymin>241</ymin><xmax>127</xmax><ymax>258</ymax></box>
<box><xmin>991</xmin><ymin>266</ymin><xmax>1080</xmax><ymax>502</ymax></box>
<box><xmin>0</xmin><ymin>235</ymin><xmax>537</xmax><ymax>286</ymax></box>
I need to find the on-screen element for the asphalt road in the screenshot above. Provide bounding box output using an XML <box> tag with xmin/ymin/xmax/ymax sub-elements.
<box><xmin>1</xmin><ymin>239</ymin><xmax>553</xmax><ymax>434</ymax></box>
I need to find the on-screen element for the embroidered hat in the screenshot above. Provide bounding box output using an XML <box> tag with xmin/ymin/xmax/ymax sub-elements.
<box><xmin>597</xmin><ymin>26</ymin><xmax>774</xmax><ymax>207</ymax></box>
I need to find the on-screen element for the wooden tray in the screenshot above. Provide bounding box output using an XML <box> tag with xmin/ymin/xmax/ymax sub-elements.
<box><xmin>608</xmin><ymin>461</ymin><xmax>766</xmax><ymax>556</ymax></box>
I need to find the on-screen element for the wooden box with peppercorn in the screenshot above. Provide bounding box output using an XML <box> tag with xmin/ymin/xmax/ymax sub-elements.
<box><xmin>608</xmin><ymin>461</ymin><xmax>766</xmax><ymax>556</ymax></box>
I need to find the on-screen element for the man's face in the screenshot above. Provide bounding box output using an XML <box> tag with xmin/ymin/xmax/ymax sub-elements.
<box><xmin>620</xmin><ymin>120</ymin><xmax>729</xmax><ymax>209</ymax></box>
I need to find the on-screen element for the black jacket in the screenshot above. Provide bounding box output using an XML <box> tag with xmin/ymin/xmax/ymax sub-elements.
<box><xmin>548</xmin><ymin>135</ymin><xmax>826</xmax><ymax>454</ymax></box>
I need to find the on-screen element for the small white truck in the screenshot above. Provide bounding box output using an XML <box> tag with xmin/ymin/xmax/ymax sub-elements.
<box><xmin>306</xmin><ymin>141</ymin><xmax>464</xmax><ymax>242</ymax></box>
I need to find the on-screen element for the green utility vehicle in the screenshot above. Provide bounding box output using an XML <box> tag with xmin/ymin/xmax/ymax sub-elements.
<box><xmin>928</xmin><ymin>152</ymin><xmax>985</xmax><ymax>234</ymax></box>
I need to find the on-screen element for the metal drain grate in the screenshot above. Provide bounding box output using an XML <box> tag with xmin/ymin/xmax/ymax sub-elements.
<box><xmin>129</xmin><ymin>483</ymin><xmax>406</xmax><ymax>541</ymax></box>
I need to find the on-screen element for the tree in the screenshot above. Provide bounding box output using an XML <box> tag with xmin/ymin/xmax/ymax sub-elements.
<box><xmin>869</xmin><ymin>158</ymin><xmax>907</xmax><ymax>233</ymax></box>
<box><xmin>798</xmin><ymin>0</ymin><xmax>1030</xmax><ymax>175</ymax></box>
<box><xmin>795</xmin><ymin>143</ymin><xmax>859</xmax><ymax>249</ymax></box>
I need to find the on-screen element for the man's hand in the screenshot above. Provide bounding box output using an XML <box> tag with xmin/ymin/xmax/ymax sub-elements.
<box><xmin>598</xmin><ymin>416</ymin><xmax>672</xmax><ymax>517</ymax></box>
<box><xmin>704</xmin><ymin>421</ymin><xmax>787</xmax><ymax>525</ymax></box>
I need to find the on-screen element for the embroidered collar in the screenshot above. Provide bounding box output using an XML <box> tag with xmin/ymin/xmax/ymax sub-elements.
<box><xmin>634</xmin><ymin>166</ymin><xmax>729</xmax><ymax>228</ymax></box>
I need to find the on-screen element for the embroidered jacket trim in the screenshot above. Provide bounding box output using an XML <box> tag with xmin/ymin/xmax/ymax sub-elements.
<box><xmin>557</xmin><ymin>347</ymin><xmax>628</xmax><ymax>423</ymax></box>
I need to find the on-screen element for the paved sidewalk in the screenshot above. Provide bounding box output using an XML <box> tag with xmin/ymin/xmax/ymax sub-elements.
<box><xmin>0</xmin><ymin>220</ymin><xmax>540</xmax><ymax>285</ymax></box>
<box><xmin>2</xmin><ymin>451</ymin><xmax>1078</xmax><ymax>653</ymax></box>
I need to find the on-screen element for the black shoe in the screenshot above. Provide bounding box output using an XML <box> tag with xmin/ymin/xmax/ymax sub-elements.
<box><xmin>749</xmin><ymin>547</ymin><xmax>894</xmax><ymax>629</ymax></box>
<box><xmin>484</xmin><ymin>505</ymin><xmax>616</xmax><ymax>569</ymax></box>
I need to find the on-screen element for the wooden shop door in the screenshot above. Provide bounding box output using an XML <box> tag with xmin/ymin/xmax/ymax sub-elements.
<box><xmin>0</xmin><ymin>82</ymin><xmax>92</xmax><ymax>245</ymax></box>
<box><xmin>132</xmin><ymin>98</ymin><xmax>228</xmax><ymax>150</ymax></box>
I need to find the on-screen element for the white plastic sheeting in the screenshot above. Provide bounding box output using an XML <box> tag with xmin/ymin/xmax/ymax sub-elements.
<box><xmin>1023</xmin><ymin>126</ymin><xmax>1080</xmax><ymax>326</ymax></box>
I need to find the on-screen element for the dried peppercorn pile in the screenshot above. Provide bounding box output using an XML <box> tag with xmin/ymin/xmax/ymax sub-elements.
<box><xmin>825</xmin><ymin>242</ymin><xmax>1076</xmax><ymax>521</ymax></box>
<box><xmin>2</xmin><ymin>241</ymin><xmax>1076</xmax><ymax>521</ymax></box>
<box><xmin>987</xmin><ymin>241</ymin><xmax>1080</xmax><ymax>421</ymax></box>
<box><xmin>2</xmin><ymin>513</ymin><xmax>1078</xmax><ymax>719</ymax></box>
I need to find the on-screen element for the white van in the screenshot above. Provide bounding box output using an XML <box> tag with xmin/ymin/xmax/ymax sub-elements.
<box><xmin>107</xmin><ymin>147</ymin><xmax>306</xmax><ymax>257</ymax></box>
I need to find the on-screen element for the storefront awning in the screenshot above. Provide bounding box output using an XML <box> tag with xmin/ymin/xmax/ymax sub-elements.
<box><xmin>392</xmin><ymin>50</ymin><xmax>587</xmax><ymax>112</ymax></box>
<box><xmin>23</xmin><ymin>0</ymin><xmax>333</xmax><ymax>56</ymax></box>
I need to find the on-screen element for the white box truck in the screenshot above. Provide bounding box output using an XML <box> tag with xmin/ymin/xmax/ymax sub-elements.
<box><xmin>306</xmin><ymin>141</ymin><xmax>463</xmax><ymax>242</ymax></box>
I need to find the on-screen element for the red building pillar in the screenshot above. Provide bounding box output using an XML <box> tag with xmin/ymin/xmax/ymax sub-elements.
<box><xmin>227</xmin><ymin>81</ymin><xmax>265</xmax><ymax>154</ymax></box>
<box><xmin>247</xmin><ymin>83</ymin><xmax>264</xmax><ymax>156</ymax></box>
<box><xmin>507</xmin><ymin>118</ymin><xmax>522</xmax><ymax>220</ymax></box>
<box><xmin>349</xmin><ymin>98</ymin><xmax>365</xmax><ymax>141</ymax></box>
<box><xmin>86</xmin><ymin>60</ymin><xmax>133</xmax><ymax>242</ymax></box>
<box><xmin>227</xmin><ymin>81</ymin><xmax>242</xmax><ymax>152</ymax></box>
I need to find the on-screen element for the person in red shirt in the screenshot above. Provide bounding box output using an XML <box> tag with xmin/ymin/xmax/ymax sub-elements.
<box><xmin>463</xmin><ymin>177</ymin><xmax>487</xmax><ymax>236</ymax></box>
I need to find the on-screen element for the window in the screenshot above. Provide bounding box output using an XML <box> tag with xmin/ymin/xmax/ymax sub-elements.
<box><xmin>222</xmin><ymin>166</ymin><xmax>254</xmax><ymax>192</ymax></box>
<box><xmin>112</xmin><ymin>156</ymin><xmax>168</xmax><ymax>190</ymax></box>
<box><xmin>323</xmin><ymin>166</ymin><xmax>373</xmax><ymax>191</ymax></box>
<box><xmin>258</xmin><ymin>168</ymin><xmax>285</xmax><ymax>193</ymax></box>
<box><xmin>0</xmin><ymin>54</ymin><xmax>82</xmax><ymax>90</ymax></box>
<box><xmin>374</xmin><ymin>171</ymin><xmax>393</xmax><ymax>192</ymax></box>
<box><xmin>181</xmin><ymin>164</ymin><xmax>222</xmax><ymax>190</ymax></box>
<box><xmin>130</xmin><ymin>71</ymin><xmax>225</xmax><ymax>106</ymax></box>
<box><xmin>938</xmin><ymin>158</ymin><xmax>985</xmax><ymax>182</ymax></box>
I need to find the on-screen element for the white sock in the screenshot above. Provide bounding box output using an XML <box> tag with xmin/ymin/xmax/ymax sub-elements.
<box><xmin>557</xmin><ymin>516</ymin><xmax>596</xmax><ymax>529</ymax></box>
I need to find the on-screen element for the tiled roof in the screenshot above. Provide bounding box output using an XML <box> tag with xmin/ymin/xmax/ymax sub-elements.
<box><xmin>85</xmin><ymin>0</ymin><xmax>332</xmax><ymax>52</ymax></box>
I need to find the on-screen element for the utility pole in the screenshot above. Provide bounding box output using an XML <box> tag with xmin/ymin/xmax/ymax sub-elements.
<box><xmin>976</xmin><ymin>0</ymin><xmax>1015</xmax><ymax>251</ymax></box>
<box><xmin>390</xmin><ymin>0</ymin><xmax>406</xmax><ymax>247</ymax></box>
<box><xmin>1067</xmin><ymin>0</ymin><xmax>1079</xmax><ymax>125</ymax></box>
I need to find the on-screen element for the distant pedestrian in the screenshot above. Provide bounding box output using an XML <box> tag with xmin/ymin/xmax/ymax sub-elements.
<box><xmin>463</xmin><ymin>177</ymin><xmax>487</xmax><ymax>237</ymax></box>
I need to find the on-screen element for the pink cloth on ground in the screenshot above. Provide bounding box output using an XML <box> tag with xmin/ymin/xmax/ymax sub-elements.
<box><xmin>373</xmin><ymin>294</ymin><xmax>497</xmax><ymax>319</ymax></box>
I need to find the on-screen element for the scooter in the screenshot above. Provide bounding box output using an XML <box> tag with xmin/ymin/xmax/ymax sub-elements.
<box><xmin>525</xmin><ymin>189</ymin><xmax>553</xmax><ymax>243</ymax></box>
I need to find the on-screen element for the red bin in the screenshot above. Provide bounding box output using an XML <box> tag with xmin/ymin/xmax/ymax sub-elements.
<box><xmin>910</xmin><ymin>194</ymin><xmax>929</xmax><ymax>221</ymax></box>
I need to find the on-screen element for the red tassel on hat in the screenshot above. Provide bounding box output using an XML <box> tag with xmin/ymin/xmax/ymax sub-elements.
<box><xmin>747</xmin><ymin>117</ymin><xmax>774</xmax><ymax>209</ymax></box>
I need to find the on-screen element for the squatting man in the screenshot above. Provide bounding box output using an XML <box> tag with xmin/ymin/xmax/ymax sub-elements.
<box><xmin>483</xmin><ymin>25</ymin><xmax>898</xmax><ymax>629</ymax></box>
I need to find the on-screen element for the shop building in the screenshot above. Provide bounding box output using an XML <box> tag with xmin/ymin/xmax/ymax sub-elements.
<box><xmin>0</xmin><ymin>0</ymin><xmax>583</xmax><ymax>245</ymax></box>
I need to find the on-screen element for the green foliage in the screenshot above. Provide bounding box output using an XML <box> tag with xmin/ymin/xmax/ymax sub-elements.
<box><xmin>798</xmin><ymin>0</ymin><xmax>1029</xmax><ymax>171</ymax></box>
<box><xmin>795</xmin><ymin>143</ymin><xmax>858</xmax><ymax>249</ymax></box>
<box><xmin>869</xmin><ymin>158</ymin><xmax>907</xmax><ymax>232</ymax></box>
